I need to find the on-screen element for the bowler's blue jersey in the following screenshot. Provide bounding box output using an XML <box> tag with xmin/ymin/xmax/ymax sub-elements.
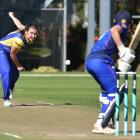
<box><xmin>0</xmin><ymin>30</ymin><xmax>29</xmax><ymax>53</ymax></box>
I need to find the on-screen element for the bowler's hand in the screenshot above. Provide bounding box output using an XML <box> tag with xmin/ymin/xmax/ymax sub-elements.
<box><xmin>8</xmin><ymin>12</ymin><xmax>15</xmax><ymax>18</ymax></box>
<box><xmin>17</xmin><ymin>66</ymin><xmax>25</xmax><ymax>72</ymax></box>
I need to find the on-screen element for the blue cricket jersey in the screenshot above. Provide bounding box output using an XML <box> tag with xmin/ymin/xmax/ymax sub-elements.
<box><xmin>90</xmin><ymin>23</ymin><xmax>128</xmax><ymax>65</ymax></box>
<box><xmin>86</xmin><ymin>23</ymin><xmax>129</xmax><ymax>93</ymax></box>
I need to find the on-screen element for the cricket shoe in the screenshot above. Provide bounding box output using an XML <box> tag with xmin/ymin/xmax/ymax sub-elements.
<box><xmin>92</xmin><ymin>124</ymin><xmax>115</xmax><ymax>134</ymax></box>
<box><xmin>9</xmin><ymin>90</ymin><xmax>14</xmax><ymax>100</ymax></box>
<box><xmin>4</xmin><ymin>100</ymin><xmax>12</xmax><ymax>107</ymax></box>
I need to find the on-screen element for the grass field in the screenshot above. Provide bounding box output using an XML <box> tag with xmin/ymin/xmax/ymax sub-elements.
<box><xmin>0</xmin><ymin>72</ymin><xmax>140</xmax><ymax>140</ymax></box>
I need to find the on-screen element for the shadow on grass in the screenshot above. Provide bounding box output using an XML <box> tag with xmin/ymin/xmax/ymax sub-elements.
<box><xmin>14</xmin><ymin>102</ymin><xmax>74</xmax><ymax>107</ymax></box>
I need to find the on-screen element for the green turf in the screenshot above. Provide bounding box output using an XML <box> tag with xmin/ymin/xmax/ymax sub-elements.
<box><xmin>0</xmin><ymin>73</ymin><xmax>138</xmax><ymax>112</ymax></box>
<box><xmin>0</xmin><ymin>73</ymin><xmax>140</xmax><ymax>140</ymax></box>
<box><xmin>14</xmin><ymin>75</ymin><xmax>100</xmax><ymax>107</ymax></box>
<box><xmin>0</xmin><ymin>134</ymin><xmax>18</xmax><ymax>140</ymax></box>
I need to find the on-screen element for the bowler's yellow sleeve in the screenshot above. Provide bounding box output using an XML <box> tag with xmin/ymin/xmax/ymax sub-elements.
<box><xmin>12</xmin><ymin>37</ymin><xmax>24</xmax><ymax>49</ymax></box>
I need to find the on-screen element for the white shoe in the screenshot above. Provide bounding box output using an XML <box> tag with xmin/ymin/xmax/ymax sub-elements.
<box><xmin>9</xmin><ymin>90</ymin><xmax>14</xmax><ymax>100</ymax></box>
<box><xmin>4</xmin><ymin>100</ymin><xmax>12</xmax><ymax>107</ymax></box>
<box><xmin>92</xmin><ymin>124</ymin><xmax>115</xmax><ymax>134</ymax></box>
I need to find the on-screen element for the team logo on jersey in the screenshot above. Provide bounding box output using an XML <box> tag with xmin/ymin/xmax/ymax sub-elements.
<box><xmin>121</xmin><ymin>19</ymin><xmax>126</xmax><ymax>24</ymax></box>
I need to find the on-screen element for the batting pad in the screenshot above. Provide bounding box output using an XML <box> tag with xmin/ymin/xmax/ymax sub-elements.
<box><xmin>101</xmin><ymin>84</ymin><xmax>125</xmax><ymax>128</ymax></box>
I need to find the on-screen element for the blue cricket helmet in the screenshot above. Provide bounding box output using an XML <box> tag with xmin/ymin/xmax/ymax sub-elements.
<box><xmin>114</xmin><ymin>10</ymin><xmax>132</xmax><ymax>25</ymax></box>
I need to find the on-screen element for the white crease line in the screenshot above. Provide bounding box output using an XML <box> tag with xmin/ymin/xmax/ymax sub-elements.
<box><xmin>37</xmin><ymin>101</ymin><xmax>55</xmax><ymax>106</ymax></box>
<box><xmin>3</xmin><ymin>132</ymin><xmax>22</xmax><ymax>139</ymax></box>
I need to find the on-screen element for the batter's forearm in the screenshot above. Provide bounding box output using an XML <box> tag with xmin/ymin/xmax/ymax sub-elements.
<box><xmin>111</xmin><ymin>30</ymin><xmax>124</xmax><ymax>48</ymax></box>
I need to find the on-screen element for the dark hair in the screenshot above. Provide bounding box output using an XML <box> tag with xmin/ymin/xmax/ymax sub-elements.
<box><xmin>20</xmin><ymin>23</ymin><xmax>39</xmax><ymax>34</ymax></box>
<box><xmin>25</xmin><ymin>23</ymin><xmax>39</xmax><ymax>31</ymax></box>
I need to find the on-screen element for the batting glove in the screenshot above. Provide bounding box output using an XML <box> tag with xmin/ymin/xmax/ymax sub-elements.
<box><xmin>117</xmin><ymin>59</ymin><xmax>131</xmax><ymax>72</ymax></box>
<box><xmin>118</xmin><ymin>45</ymin><xmax>135</xmax><ymax>63</ymax></box>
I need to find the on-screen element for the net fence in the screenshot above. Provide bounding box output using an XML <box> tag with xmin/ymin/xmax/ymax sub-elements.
<box><xmin>0</xmin><ymin>0</ymin><xmax>65</xmax><ymax>71</ymax></box>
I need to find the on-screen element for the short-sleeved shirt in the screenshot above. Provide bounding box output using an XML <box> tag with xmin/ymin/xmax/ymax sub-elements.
<box><xmin>0</xmin><ymin>30</ymin><xmax>29</xmax><ymax>53</ymax></box>
<box><xmin>90</xmin><ymin>23</ymin><xmax>128</xmax><ymax>65</ymax></box>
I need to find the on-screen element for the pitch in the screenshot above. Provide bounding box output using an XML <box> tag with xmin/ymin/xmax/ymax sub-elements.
<box><xmin>0</xmin><ymin>73</ymin><xmax>140</xmax><ymax>140</ymax></box>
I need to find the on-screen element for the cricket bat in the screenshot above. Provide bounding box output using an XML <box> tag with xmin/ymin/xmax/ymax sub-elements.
<box><xmin>129</xmin><ymin>22</ymin><xmax>140</xmax><ymax>49</ymax></box>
